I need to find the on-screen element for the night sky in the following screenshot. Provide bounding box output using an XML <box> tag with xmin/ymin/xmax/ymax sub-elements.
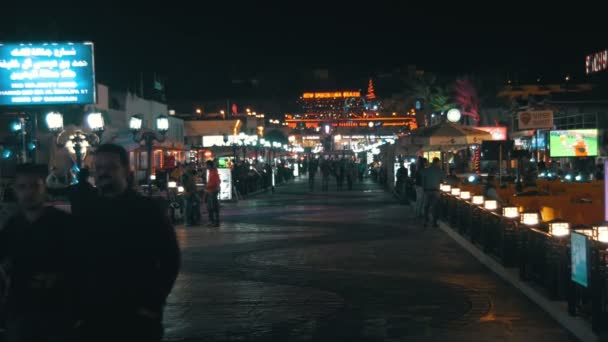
<box><xmin>0</xmin><ymin>5</ymin><xmax>604</xmax><ymax>107</ymax></box>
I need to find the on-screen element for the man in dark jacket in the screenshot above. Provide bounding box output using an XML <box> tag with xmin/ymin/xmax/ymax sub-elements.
<box><xmin>181</xmin><ymin>163</ymin><xmax>200</xmax><ymax>226</ymax></box>
<box><xmin>0</xmin><ymin>163</ymin><xmax>78</xmax><ymax>342</ymax></box>
<box><xmin>76</xmin><ymin>144</ymin><xmax>181</xmax><ymax>342</ymax></box>
<box><xmin>67</xmin><ymin>167</ymin><xmax>97</xmax><ymax>217</ymax></box>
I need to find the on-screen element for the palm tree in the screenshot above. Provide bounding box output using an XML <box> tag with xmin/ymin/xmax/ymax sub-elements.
<box><xmin>406</xmin><ymin>73</ymin><xmax>455</xmax><ymax>125</ymax></box>
<box><xmin>428</xmin><ymin>85</ymin><xmax>455</xmax><ymax>113</ymax></box>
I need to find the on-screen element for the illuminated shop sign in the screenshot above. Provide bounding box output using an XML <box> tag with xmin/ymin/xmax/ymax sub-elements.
<box><xmin>0</xmin><ymin>42</ymin><xmax>96</xmax><ymax>105</ymax></box>
<box><xmin>302</xmin><ymin>91</ymin><xmax>361</xmax><ymax>99</ymax></box>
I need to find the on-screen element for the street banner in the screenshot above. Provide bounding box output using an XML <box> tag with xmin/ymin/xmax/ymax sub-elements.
<box><xmin>218</xmin><ymin>168</ymin><xmax>232</xmax><ymax>201</ymax></box>
<box><xmin>517</xmin><ymin>110</ymin><xmax>554</xmax><ymax>129</ymax></box>
<box><xmin>571</xmin><ymin>232</ymin><xmax>589</xmax><ymax>287</ymax></box>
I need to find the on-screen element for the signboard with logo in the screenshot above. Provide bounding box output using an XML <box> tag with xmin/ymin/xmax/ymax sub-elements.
<box><xmin>571</xmin><ymin>232</ymin><xmax>589</xmax><ymax>287</ymax></box>
<box><xmin>517</xmin><ymin>110</ymin><xmax>554</xmax><ymax>129</ymax></box>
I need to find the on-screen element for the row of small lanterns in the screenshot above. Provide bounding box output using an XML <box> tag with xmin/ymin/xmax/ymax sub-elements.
<box><xmin>440</xmin><ymin>183</ymin><xmax>608</xmax><ymax>243</ymax></box>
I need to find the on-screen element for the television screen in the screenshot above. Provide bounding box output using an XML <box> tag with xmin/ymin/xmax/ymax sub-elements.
<box><xmin>0</xmin><ymin>42</ymin><xmax>95</xmax><ymax>105</ymax></box>
<box><xmin>549</xmin><ymin>129</ymin><xmax>598</xmax><ymax>157</ymax></box>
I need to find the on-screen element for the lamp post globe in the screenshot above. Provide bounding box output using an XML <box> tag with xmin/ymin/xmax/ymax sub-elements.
<box><xmin>87</xmin><ymin>112</ymin><xmax>105</xmax><ymax>133</ymax></box>
<box><xmin>46</xmin><ymin>112</ymin><xmax>64</xmax><ymax>132</ymax></box>
<box><xmin>129</xmin><ymin>115</ymin><xmax>143</xmax><ymax>133</ymax></box>
<box><xmin>156</xmin><ymin>115</ymin><xmax>170</xmax><ymax>134</ymax></box>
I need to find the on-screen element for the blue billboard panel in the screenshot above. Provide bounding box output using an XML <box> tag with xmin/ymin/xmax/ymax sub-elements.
<box><xmin>0</xmin><ymin>42</ymin><xmax>95</xmax><ymax>106</ymax></box>
<box><xmin>571</xmin><ymin>232</ymin><xmax>589</xmax><ymax>288</ymax></box>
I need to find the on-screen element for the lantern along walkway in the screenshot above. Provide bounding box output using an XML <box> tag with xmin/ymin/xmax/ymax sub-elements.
<box><xmin>164</xmin><ymin>176</ymin><xmax>577</xmax><ymax>341</ymax></box>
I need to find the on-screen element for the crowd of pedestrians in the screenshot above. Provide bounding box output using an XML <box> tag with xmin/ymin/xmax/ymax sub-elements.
<box><xmin>306</xmin><ymin>156</ymin><xmax>361</xmax><ymax>192</ymax></box>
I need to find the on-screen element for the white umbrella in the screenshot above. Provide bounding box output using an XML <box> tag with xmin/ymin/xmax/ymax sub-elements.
<box><xmin>406</xmin><ymin>121</ymin><xmax>492</xmax><ymax>149</ymax></box>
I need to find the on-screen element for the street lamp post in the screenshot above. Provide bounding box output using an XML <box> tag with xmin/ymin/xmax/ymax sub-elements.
<box><xmin>46</xmin><ymin>111</ymin><xmax>104</xmax><ymax>172</ymax></box>
<box><xmin>129</xmin><ymin>114</ymin><xmax>169</xmax><ymax>194</ymax></box>
<box><xmin>238</xmin><ymin>132</ymin><xmax>247</xmax><ymax>160</ymax></box>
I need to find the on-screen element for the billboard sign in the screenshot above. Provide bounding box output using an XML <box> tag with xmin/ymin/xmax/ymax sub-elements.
<box><xmin>517</xmin><ymin>110</ymin><xmax>553</xmax><ymax>129</ymax></box>
<box><xmin>571</xmin><ymin>232</ymin><xmax>589</xmax><ymax>287</ymax></box>
<box><xmin>549</xmin><ymin>129</ymin><xmax>598</xmax><ymax>157</ymax></box>
<box><xmin>0</xmin><ymin>42</ymin><xmax>95</xmax><ymax>106</ymax></box>
<box><xmin>476</xmin><ymin>126</ymin><xmax>507</xmax><ymax>141</ymax></box>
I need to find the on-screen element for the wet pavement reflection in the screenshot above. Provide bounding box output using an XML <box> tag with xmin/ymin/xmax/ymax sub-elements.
<box><xmin>164</xmin><ymin>178</ymin><xmax>577</xmax><ymax>341</ymax></box>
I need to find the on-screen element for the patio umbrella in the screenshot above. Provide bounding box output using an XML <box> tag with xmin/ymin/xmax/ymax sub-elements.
<box><xmin>405</xmin><ymin>121</ymin><xmax>492</xmax><ymax>150</ymax></box>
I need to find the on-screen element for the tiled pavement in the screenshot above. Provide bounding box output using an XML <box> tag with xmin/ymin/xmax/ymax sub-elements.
<box><xmin>163</xmin><ymin>177</ymin><xmax>577</xmax><ymax>341</ymax></box>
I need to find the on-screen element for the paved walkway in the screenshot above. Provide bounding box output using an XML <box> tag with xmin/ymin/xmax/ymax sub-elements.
<box><xmin>164</xmin><ymin>176</ymin><xmax>577</xmax><ymax>341</ymax></box>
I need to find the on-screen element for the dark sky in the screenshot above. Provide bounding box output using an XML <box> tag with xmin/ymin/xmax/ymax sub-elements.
<box><xmin>0</xmin><ymin>4</ymin><xmax>605</xmax><ymax>105</ymax></box>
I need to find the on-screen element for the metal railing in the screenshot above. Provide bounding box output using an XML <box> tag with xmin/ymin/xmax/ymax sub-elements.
<box><xmin>437</xmin><ymin>188</ymin><xmax>607</xmax><ymax>332</ymax></box>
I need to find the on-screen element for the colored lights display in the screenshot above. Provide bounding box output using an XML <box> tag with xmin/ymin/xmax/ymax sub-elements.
<box><xmin>0</xmin><ymin>42</ymin><xmax>96</xmax><ymax>105</ymax></box>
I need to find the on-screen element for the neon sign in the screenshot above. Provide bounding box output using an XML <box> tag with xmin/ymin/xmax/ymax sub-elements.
<box><xmin>586</xmin><ymin>50</ymin><xmax>608</xmax><ymax>74</ymax></box>
<box><xmin>302</xmin><ymin>91</ymin><xmax>361</xmax><ymax>99</ymax></box>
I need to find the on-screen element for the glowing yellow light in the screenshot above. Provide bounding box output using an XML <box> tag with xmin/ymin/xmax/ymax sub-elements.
<box><xmin>521</xmin><ymin>213</ymin><xmax>539</xmax><ymax>226</ymax></box>
<box><xmin>451</xmin><ymin>188</ymin><xmax>461</xmax><ymax>196</ymax></box>
<box><xmin>472</xmin><ymin>196</ymin><xmax>484</xmax><ymax>205</ymax></box>
<box><xmin>593</xmin><ymin>226</ymin><xmax>608</xmax><ymax>243</ymax></box>
<box><xmin>484</xmin><ymin>200</ymin><xmax>498</xmax><ymax>210</ymax></box>
<box><xmin>460</xmin><ymin>191</ymin><xmax>471</xmax><ymax>200</ymax></box>
<box><xmin>502</xmin><ymin>206</ymin><xmax>519</xmax><ymax>218</ymax></box>
<box><xmin>549</xmin><ymin>222</ymin><xmax>570</xmax><ymax>237</ymax></box>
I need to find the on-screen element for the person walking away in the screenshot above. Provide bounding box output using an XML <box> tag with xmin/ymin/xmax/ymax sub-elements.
<box><xmin>263</xmin><ymin>163</ymin><xmax>272</xmax><ymax>191</ymax></box>
<box><xmin>321</xmin><ymin>159</ymin><xmax>331</xmax><ymax>192</ymax></box>
<box><xmin>67</xmin><ymin>167</ymin><xmax>97</xmax><ymax>217</ymax></box>
<box><xmin>76</xmin><ymin>144</ymin><xmax>180</xmax><ymax>342</ymax></box>
<box><xmin>336</xmin><ymin>159</ymin><xmax>346</xmax><ymax>191</ymax></box>
<box><xmin>414</xmin><ymin>158</ymin><xmax>427</xmax><ymax>217</ymax></box>
<box><xmin>0</xmin><ymin>163</ymin><xmax>79</xmax><ymax>342</ymax></box>
<box><xmin>396</xmin><ymin>162</ymin><xmax>409</xmax><ymax>204</ymax></box>
<box><xmin>422</xmin><ymin>157</ymin><xmax>444</xmax><ymax>228</ymax></box>
<box><xmin>346</xmin><ymin>159</ymin><xmax>356</xmax><ymax>191</ymax></box>
<box><xmin>205</xmin><ymin>160</ymin><xmax>221</xmax><ymax>227</ymax></box>
<box><xmin>308</xmin><ymin>158</ymin><xmax>318</xmax><ymax>191</ymax></box>
<box><xmin>181</xmin><ymin>163</ymin><xmax>200</xmax><ymax>226</ymax></box>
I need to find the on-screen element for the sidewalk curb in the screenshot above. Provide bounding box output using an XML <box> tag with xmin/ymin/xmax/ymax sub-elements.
<box><xmin>438</xmin><ymin>221</ymin><xmax>598</xmax><ymax>342</ymax></box>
